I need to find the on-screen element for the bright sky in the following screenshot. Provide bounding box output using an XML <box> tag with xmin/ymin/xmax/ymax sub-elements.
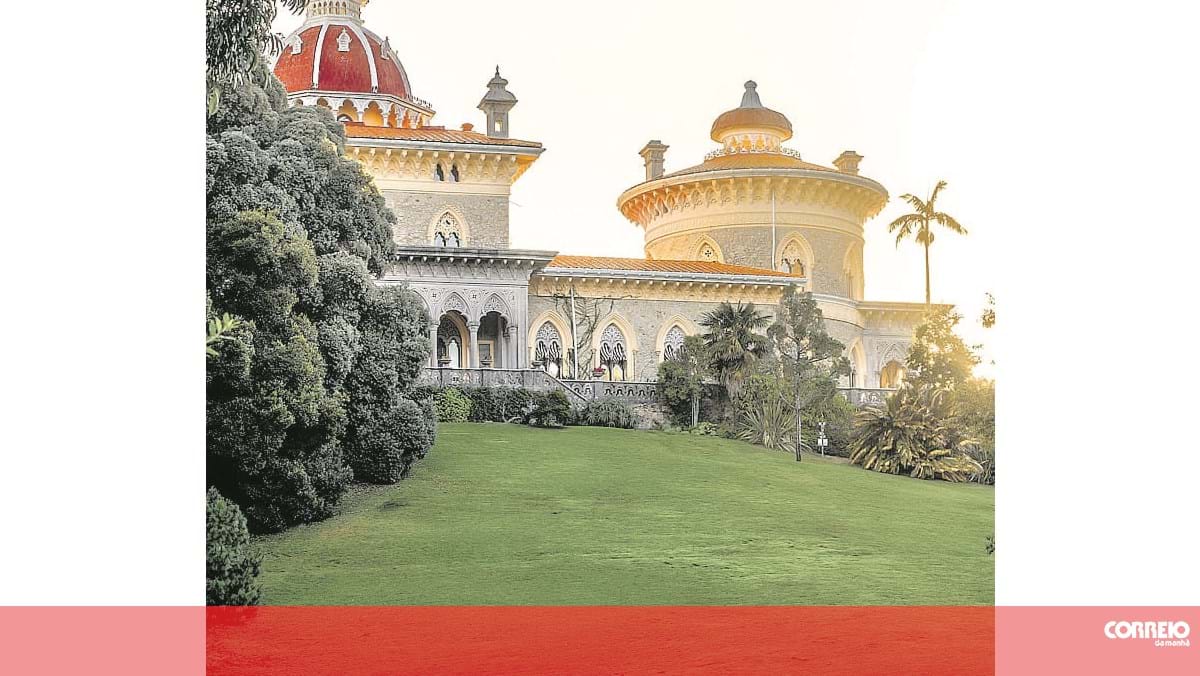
<box><xmin>274</xmin><ymin>0</ymin><xmax>998</xmax><ymax>372</ymax></box>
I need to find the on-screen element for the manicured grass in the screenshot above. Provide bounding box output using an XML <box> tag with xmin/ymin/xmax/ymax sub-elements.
<box><xmin>256</xmin><ymin>423</ymin><xmax>994</xmax><ymax>605</ymax></box>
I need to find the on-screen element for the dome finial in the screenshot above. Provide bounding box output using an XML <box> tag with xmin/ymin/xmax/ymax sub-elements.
<box><xmin>740</xmin><ymin>80</ymin><xmax>762</xmax><ymax>108</ymax></box>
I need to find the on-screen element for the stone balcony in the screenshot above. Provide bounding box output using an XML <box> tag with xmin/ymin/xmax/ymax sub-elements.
<box><xmin>419</xmin><ymin>368</ymin><xmax>897</xmax><ymax>408</ymax></box>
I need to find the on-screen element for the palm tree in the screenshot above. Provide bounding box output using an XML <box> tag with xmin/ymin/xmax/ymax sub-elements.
<box><xmin>700</xmin><ymin>302</ymin><xmax>770</xmax><ymax>400</ymax></box>
<box><xmin>887</xmin><ymin>180</ymin><xmax>967</xmax><ymax>305</ymax></box>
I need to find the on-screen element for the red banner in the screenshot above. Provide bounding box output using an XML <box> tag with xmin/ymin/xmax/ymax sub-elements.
<box><xmin>3</xmin><ymin>606</ymin><xmax>1197</xmax><ymax>674</ymax></box>
<box><xmin>207</xmin><ymin>606</ymin><xmax>994</xmax><ymax>675</ymax></box>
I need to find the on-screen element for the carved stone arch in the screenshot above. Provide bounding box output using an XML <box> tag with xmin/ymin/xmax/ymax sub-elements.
<box><xmin>427</xmin><ymin>205</ymin><xmax>470</xmax><ymax>246</ymax></box>
<box><xmin>441</xmin><ymin>291</ymin><xmax>469</xmax><ymax>318</ymax></box>
<box><xmin>479</xmin><ymin>293</ymin><xmax>511</xmax><ymax>321</ymax></box>
<box><xmin>776</xmin><ymin>232</ymin><xmax>815</xmax><ymax>281</ymax></box>
<box><xmin>874</xmin><ymin>341</ymin><xmax>908</xmax><ymax>388</ymax></box>
<box><xmin>407</xmin><ymin>287</ymin><xmax>432</xmax><ymax>320</ymax></box>
<box><xmin>876</xmin><ymin>341</ymin><xmax>907</xmax><ymax>370</ymax></box>
<box><xmin>335</xmin><ymin>98</ymin><xmax>359</xmax><ymax>123</ymax></box>
<box><xmin>527</xmin><ymin>310</ymin><xmax>573</xmax><ymax>365</ymax></box>
<box><xmin>842</xmin><ymin>240</ymin><xmax>865</xmax><ymax>301</ymax></box>
<box><xmin>527</xmin><ymin>310</ymin><xmax>572</xmax><ymax>378</ymax></box>
<box><xmin>694</xmin><ymin>235</ymin><xmax>724</xmax><ymax>263</ymax></box>
<box><xmin>592</xmin><ymin>313</ymin><xmax>637</xmax><ymax>381</ymax></box>
<box><xmin>591</xmin><ymin>312</ymin><xmax>639</xmax><ymax>355</ymax></box>
<box><xmin>655</xmin><ymin>314</ymin><xmax>701</xmax><ymax>362</ymax></box>
<box><xmin>845</xmin><ymin>337</ymin><xmax>868</xmax><ymax>388</ymax></box>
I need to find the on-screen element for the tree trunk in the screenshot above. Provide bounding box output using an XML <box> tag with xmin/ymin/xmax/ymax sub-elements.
<box><xmin>691</xmin><ymin>391</ymin><xmax>699</xmax><ymax>428</ymax></box>
<box><xmin>924</xmin><ymin>236</ymin><xmax>931</xmax><ymax>306</ymax></box>
<box><xmin>794</xmin><ymin>376</ymin><xmax>803</xmax><ymax>463</ymax></box>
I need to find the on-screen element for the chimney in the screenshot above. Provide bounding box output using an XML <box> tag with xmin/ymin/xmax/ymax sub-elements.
<box><xmin>833</xmin><ymin>150</ymin><xmax>863</xmax><ymax>175</ymax></box>
<box><xmin>639</xmin><ymin>140</ymin><xmax>669</xmax><ymax>181</ymax></box>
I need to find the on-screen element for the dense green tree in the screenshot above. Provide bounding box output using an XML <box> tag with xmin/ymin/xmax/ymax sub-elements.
<box><xmin>655</xmin><ymin>335</ymin><xmax>710</xmax><ymax>427</ymax></box>
<box><xmin>206</xmin><ymin>65</ymin><xmax>430</xmax><ymax>531</ymax></box>
<box><xmin>905</xmin><ymin>307</ymin><xmax>981</xmax><ymax>390</ymax></box>
<box><xmin>206</xmin><ymin>0</ymin><xmax>305</xmax><ymax>112</ymax></box>
<box><xmin>342</xmin><ymin>286</ymin><xmax>436</xmax><ymax>482</ymax></box>
<box><xmin>206</xmin><ymin>487</ymin><xmax>262</xmax><ymax>606</ymax></box>
<box><xmin>887</xmin><ymin>180</ymin><xmax>967</xmax><ymax>305</ymax></box>
<box><xmin>956</xmin><ymin>377</ymin><xmax>995</xmax><ymax>484</ymax></box>
<box><xmin>700</xmin><ymin>302</ymin><xmax>770</xmax><ymax>401</ymax></box>
<box><xmin>766</xmin><ymin>286</ymin><xmax>849</xmax><ymax>461</ymax></box>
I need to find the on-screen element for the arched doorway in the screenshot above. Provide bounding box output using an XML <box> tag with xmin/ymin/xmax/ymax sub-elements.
<box><xmin>436</xmin><ymin>312</ymin><xmax>469</xmax><ymax>368</ymax></box>
<box><xmin>880</xmin><ymin>360</ymin><xmax>906</xmax><ymax>389</ymax></box>
<box><xmin>476</xmin><ymin>311</ymin><xmax>509</xmax><ymax>368</ymax></box>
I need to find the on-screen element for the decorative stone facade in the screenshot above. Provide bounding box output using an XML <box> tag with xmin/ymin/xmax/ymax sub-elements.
<box><xmin>384</xmin><ymin>191</ymin><xmax>511</xmax><ymax>249</ymax></box>
<box><xmin>272</xmin><ymin>5</ymin><xmax>939</xmax><ymax>398</ymax></box>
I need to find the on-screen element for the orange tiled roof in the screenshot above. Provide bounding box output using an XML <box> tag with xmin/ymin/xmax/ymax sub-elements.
<box><xmin>664</xmin><ymin>152</ymin><xmax>835</xmax><ymax>178</ymax></box>
<box><xmin>546</xmin><ymin>255</ymin><xmax>803</xmax><ymax>279</ymax></box>
<box><xmin>343</xmin><ymin>123</ymin><xmax>542</xmax><ymax>148</ymax></box>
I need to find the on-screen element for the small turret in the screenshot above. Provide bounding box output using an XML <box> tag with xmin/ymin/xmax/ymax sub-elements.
<box><xmin>834</xmin><ymin>150</ymin><xmax>863</xmax><ymax>175</ymax></box>
<box><xmin>478</xmin><ymin>66</ymin><xmax>518</xmax><ymax>139</ymax></box>
<box><xmin>639</xmin><ymin>140</ymin><xmax>669</xmax><ymax>181</ymax></box>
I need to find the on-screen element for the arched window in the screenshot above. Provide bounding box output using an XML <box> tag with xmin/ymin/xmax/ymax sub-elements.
<box><xmin>598</xmin><ymin>324</ymin><xmax>628</xmax><ymax>381</ymax></box>
<box><xmin>432</xmin><ymin>212</ymin><xmax>462</xmax><ymax>247</ymax></box>
<box><xmin>534</xmin><ymin>322</ymin><xmax>564</xmax><ymax>378</ymax></box>
<box><xmin>698</xmin><ymin>243</ymin><xmax>717</xmax><ymax>261</ymax></box>
<box><xmin>434</xmin><ymin>164</ymin><xmax>445</xmax><ymax>181</ymax></box>
<box><xmin>337</xmin><ymin>114</ymin><xmax>353</xmax><ymax>123</ymax></box>
<box><xmin>880</xmin><ymin>361</ymin><xmax>905</xmax><ymax>389</ymax></box>
<box><xmin>662</xmin><ymin>325</ymin><xmax>686</xmax><ymax>361</ymax></box>
<box><xmin>450</xmin><ymin>165</ymin><xmax>460</xmax><ymax>182</ymax></box>
<box><xmin>779</xmin><ymin>239</ymin><xmax>807</xmax><ymax>276</ymax></box>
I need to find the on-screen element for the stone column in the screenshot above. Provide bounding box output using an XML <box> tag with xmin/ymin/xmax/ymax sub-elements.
<box><xmin>468</xmin><ymin>322</ymin><xmax>481</xmax><ymax>369</ymax></box>
<box><xmin>504</xmin><ymin>324</ymin><xmax>517</xmax><ymax>369</ymax></box>
<box><xmin>429</xmin><ymin>323</ymin><xmax>439</xmax><ymax>368</ymax></box>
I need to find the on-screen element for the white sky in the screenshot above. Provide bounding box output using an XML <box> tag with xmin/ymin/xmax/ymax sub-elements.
<box><xmin>276</xmin><ymin>0</ymin><xmax>1001</xmax><ymax>370</ymax></box>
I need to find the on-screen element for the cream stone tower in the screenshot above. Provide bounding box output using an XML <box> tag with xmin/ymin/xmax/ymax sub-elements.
<box><xmin>618</xmin><ymin>81</ymin><xmax>888</xmax><ymax>303</ymax></box>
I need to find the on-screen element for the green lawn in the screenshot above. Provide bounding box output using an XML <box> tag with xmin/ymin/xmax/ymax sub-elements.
<box><xmin>256</xmin><ymin>423</ymin><xmax>994</xmax><ymax>605</ymax></box>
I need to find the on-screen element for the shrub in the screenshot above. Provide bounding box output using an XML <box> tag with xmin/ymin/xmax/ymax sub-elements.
<box><xmin>737</xmin><ymin>393</ymin><xmax>803</xmax><ymax>454</ymax></box>
<box><xmin>348</xmin><ymin>396</ymin><xmax>435</xmax><ymax>483</ymax></box>
<box><xmin>462</xmin><ymin>386</ymin><xmax>532</xmax><ymax>423</ymax></box>
<box><xmin>578</xmin><ymin>400</ymin><xmax>636</xmax><ymax>429</ymax></box>
<box><xmin>850</xmin><ymin>384</ymin><xmax>981</xmax><ymax>482</ymax></box>
<box><xmin>435</xmin><ymin>387</ymin><xmax>472</xmax><ymax>422</ymax></box>
<box><xmin>525</xmin><ymin>390</ymin><xmax>572</xmax><ymax>428</ymax></box>
<box><xmin>206</xmin><ymin>488</ymin><xmax>262</xmax><ymax>606</ymax></box>
<box><xmin>689</xmin><ymin>421</ymin><xmax>720</xmax><ymax>436</ymax></box>
<box><xmin>804</xmin><ymin>394</ymin><xmax>856</xmax><ymax>458</ymax></box>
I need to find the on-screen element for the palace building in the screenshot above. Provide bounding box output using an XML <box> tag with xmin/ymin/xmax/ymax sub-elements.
<box><xmin>273</xmin><ymin>0</ymin><xmax>932</xmax><ymax>403</ymax></box>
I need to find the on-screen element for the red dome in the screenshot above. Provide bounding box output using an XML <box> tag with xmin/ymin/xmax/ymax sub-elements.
<box><xmin>274</xmin><ymin>22</ymin><xmax>412</xmax><ymax>99</ymax></box>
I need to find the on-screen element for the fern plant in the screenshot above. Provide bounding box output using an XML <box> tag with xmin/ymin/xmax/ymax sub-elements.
<box><xmin>850</xmin><ymin>384</ymin><xmax>980</xmax><ymax>482</ymax></box>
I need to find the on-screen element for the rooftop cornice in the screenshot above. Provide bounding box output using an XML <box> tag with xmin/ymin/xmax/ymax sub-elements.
<box><xmin>537</xmin><ymin>265</ymin><xmax>805</xmax><ymax>287</ymax></box>
<box><xmin>857</xmin><ymin>301</ymin><xmax>950</xmax><ymax>317</ymax></box>
<box><xmin>393</xmin><ymin>245</ymin><xmax>558</xmax><ymax>265</ymax></box>
<box><xmin>346</xmin><ymin>136</ymin><xmax>544</xmax><ymax>157</ymax></box>
<box><xmin>619</xmin><ymin>166</ymin><xmax>887</xmax><ymax>205</ymax></box>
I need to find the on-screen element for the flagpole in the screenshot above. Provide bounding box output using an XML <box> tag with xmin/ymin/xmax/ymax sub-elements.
<box><xmin>770</xmin><ymin>188</ymin><xmax>777</xmax><ymax>271</ymax></box>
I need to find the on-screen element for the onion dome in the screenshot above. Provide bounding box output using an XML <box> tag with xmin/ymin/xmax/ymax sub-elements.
<box><xmin>272</xmin><ymin>0</ymin><xmax>434</xmax><ymax>127</ymax></box>
<box><xmin>709</xmin><ymin>81</ymin><xmax>793</xmax><ymax>150</ymax></box>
